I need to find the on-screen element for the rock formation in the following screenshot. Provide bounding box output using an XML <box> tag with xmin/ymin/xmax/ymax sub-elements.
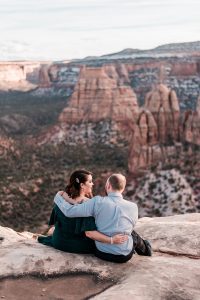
<box><xmin>183</xmin><ymin>96</ymin><xmax>200</xmax><ymax>145</ymax></box>
<box><xmin>0</xmin><ymin>41</ymin><xmax>200</xmax><ymax>108</ymax></box>
<box><xmin>144</xmin><ymin>84</ymin><xmax>180</xmax><ymax>143</ymax></box>
<box><xmin>58</xmin><ymin>66</ymin><xmax>138</xmax><ymax>124</ymax></box>
<box><xmin>128</xmin><ymin>84</ymin><xmax>182</xmax><ymax>173</ymax></box>
<box><xmin>37</xmin><ymin>65</ymin><xmax>139</xmax><ymax>146</ymax></box>
<box><xmin>128</xmin><ymin>109</ymin><xmax>159</xmax><ymax>171</ymax></box>
<box><xmin>0</xmin><ymin>62</ymin><xmax>38</xmax><ymax>92</ymax></box>
<box><xmin>0</xmin><ymin>44</ymin><xmax>199</xmax><ymax>174</ymax></box>
<box><xmin>1</xmin><ymin>213</ymin><xmax>200</xmax><ymax>299</ymax></box>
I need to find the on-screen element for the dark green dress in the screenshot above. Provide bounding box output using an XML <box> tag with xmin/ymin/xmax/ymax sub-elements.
<box><xmin>38</xmin><ymin>204</ymin><xmax>97</xmax><ymax>254</ymax></box>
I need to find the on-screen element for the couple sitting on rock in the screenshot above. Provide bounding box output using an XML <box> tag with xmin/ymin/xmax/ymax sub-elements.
<box><xmin>38</xmin><ymin>170</ymin><xmax>151</xmax><ymax>263</ymax></box>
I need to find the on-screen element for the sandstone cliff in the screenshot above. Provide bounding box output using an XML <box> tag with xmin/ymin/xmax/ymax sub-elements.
<box><xmin>128</xmin><ymin>84</ymin><xmax>182</xmax><ymax>172</ymax></box>
<box><xmin>183</xmin><ymin>96</ymin><xmax>200</xmax><ymax>145</ymax></box>
<box><xmin>37</xmin><ymin>65</ymin><xmax>139</xmax><ymax>146</ymax></box>
<box><xmin>59</xmin><ymin>66</ymin><xmax>138</xmax><ymax>124</ymax></box>
<box><xmin>0</xmin><ymin>61</ymin><xmax>80</xmax><ymax>96</ymax></box>
<box><xmin>0</xmin><ymin>213</ymin><xmax>200</xmax><ymax>299</ymax></box>
<box><xmin>144</xmin><ymin>84</ymin><xmax>180</xmax><ymax>143</ymax></box>
<box><xmin>0</xmin><ymin>41</ymin><xmax>200</xmax><ymax>109</ymax></box>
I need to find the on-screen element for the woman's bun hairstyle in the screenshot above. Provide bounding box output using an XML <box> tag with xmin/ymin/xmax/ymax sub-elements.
<box><xmin>65</xmin><ymin>169</ymin><xmax>92</xmax><ymax>199</ymax></box>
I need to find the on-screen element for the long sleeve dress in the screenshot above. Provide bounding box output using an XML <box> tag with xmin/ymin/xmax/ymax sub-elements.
<box><xmin>38</xmin><ymin>204</ymin><xmax>97</xmax><ymax>254</ymax></box>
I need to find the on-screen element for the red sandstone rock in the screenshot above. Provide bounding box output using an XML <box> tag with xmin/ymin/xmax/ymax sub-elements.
<box><xmin>128</xmin><ymin>109</ymin><xmax>159</xmax><ymax>172</ymax></box>
<box><xmin>170</xmin><ymin>62</ymin><xmax>198</xmax><ymax>76</ymax></box>
<box><xmin>59</xmin><ymin>66</ymin><xmax>139</xmax><ymax>124</ymax></box>
<box><xmin>128</xmin><ymin>84</ymin><xmax>182</xmax><ymax>173</ymax></box>
<box><xmin>144</xmin><ymin>84</ymin><xmax>180</xmax><ymax>143</ymax></box>
<box><xmin>183</xmin><ymin>96</ymin><xmax>200</xmax><ymax>145</ymax></box>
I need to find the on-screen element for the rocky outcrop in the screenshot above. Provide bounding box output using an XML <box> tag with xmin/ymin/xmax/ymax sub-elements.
<box><xmin>128</xmin><ymin>109</ymin><xmax>159</xmax><ymax>171</ymax></box>
<box><xmin>128</xmin><ymin>84</ymin><xmax>200</xmax><ymax>173</ymax></box>
<box><xmin>128</xmin><ymin>85</ymin><xmax>181</xmax><ymax>172</ymax></box>
<box><xmin>144</xmin><ymin>84</ymin><xmax>180</xmax><ymax>143</ymax></box>
<box><xmin>183</xmin><ymin>96</ymin><xmax>200</xmax><ymax>145</ymax></box>
<box><xmin>0</xmin><ymin>62</ymin><xmax>80</xmax><ymax>95</ymax></box>
<box><xmin>0</xmin><ymin>213</ymin><xmax>200</xmax><ymax>299</ymax></box>
<box><xmin>0</xmin><ymin>62</ymin><xmax>39</xmax><ymax>91</ymax></box>
<box><xmin>37</xmin><ymin>65</ymin><xmax>139</xmax><ymax>146</ymax></box>
<box><xmin>59</xmin><ymin>66</ymin><xmax>138</xmax><ymax>124</ymax></box>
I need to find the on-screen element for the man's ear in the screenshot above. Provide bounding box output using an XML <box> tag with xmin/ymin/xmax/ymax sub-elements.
<box><xmin>106</xmin><ymin>182</ymin><xmax>111</xmax><ymax>190</ymax></box>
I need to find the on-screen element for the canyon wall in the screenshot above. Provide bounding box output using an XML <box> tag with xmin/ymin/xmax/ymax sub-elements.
<box><xmin>1</xmin><ymin>43</ymin><xmax>199</xmax><ymax>173</ymax></box>
<box><xmin>0</xmin><ymin>46</ymin><xmax>199</xmax><ymax>109</ymax></box>
<box><xmin>36</xmin><ymin>65</ymin><xmax>199</xmax><ymax>174</ymax></box>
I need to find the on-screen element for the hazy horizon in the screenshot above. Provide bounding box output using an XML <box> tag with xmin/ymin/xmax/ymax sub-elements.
<box><xmin>0</xmin><ymin>0</ymin><xmax>199</xmax><ymax>61</ymax></box>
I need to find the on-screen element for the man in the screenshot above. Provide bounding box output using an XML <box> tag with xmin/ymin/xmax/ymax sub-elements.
<box><xmin>54</xmin><ymin>173</ymin><xmax>151</xmax><ymax>263</ymax></box>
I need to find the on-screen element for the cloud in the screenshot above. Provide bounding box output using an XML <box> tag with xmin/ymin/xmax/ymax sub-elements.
<box><xmin>0</xmin><ymin>0</ymin><xmax>200</xmax><ymax>60</ymax></box>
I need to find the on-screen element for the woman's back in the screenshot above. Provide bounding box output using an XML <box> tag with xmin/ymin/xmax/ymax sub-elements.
<box><xmin>38</xmin><ymin>204</ymin><xmax>96</xmax><ymax>254</ymax></box>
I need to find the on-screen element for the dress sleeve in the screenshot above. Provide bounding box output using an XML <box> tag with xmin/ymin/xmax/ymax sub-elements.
<box><xmin>80</xmin><ymin>217</ymin><xmax>97</xmax><ymax>232</ymax></box>
<box><xmin>48</xmin><ymin>205</ymin><xmax>57</xmax><ymax>226</ymax></box>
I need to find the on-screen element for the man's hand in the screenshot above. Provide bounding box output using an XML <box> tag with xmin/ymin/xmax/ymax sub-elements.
<box><xmin>112</xmin><ymin>234</ymin><xmax>128</xmax><ymax>244</ymax></box>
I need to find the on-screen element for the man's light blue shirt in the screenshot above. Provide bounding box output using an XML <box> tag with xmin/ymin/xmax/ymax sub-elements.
<box><xmin>54</xmin><ymin>192</ymin><xmax>138</xmax><ymax>255</ymax></box>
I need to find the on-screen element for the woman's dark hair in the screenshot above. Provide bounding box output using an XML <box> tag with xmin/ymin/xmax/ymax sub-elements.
<box><xmin>65</xmin><ymin>169</ymin><xmax>93</xmax><ymax>199</ymax></box>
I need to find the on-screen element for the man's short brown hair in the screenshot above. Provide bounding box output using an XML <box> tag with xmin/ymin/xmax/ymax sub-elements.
<box><xmin>108</xmin><ymin>174</ymin><xmax>126</xmax><ymax>191</ymax></box>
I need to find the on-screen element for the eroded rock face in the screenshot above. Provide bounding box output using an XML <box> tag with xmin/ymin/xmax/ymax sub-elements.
<box><xmin>128</xmin><ymin>85</ymin><xmax>182</xmax><ymax>172</ymax></box>
<box><xmin>128</xmin><ymin>109</ymin><xmax>159</xmax><ymax>171</ymax></box>
<box><xmin>0</xmin><ymin>62</ymin><xmax>80</xmax><ymax>95</ymax></box>
<box><xmin>0</xmin><ymin>63</ymin><xmax>39</xmax><ymax>91</ymax></box>
<box><xmin>144</xmin><ymin>84</ymin><xmax>180</xmax><ymax>143</ymax></box>
<box><xmin>0</xmin><ymin>213</ymin><xmax>200</xmax><ymax>300</ymax></box>
<box><xmin>0</xmin><ymin>42</ymin><xmax>199</xmax><ymax>107</ymax></box>
<box><xmin>128</xmin><ymin>85</ymin><xmax>200</xmax><ymax>173</ymax></box>
<box><xmin>183</xmin><ymin>96</ymin><xmax>200</xmax><ymax>145</ymax></box>
<box><xmin>38</xmin><ymin>65</ymin><xmax>139</xmax><ymax>146</ymax></box>
<box><xmin>59</xmin><ymin>66</ymin><xmax>138</xmax><ymax>124</ymax></box>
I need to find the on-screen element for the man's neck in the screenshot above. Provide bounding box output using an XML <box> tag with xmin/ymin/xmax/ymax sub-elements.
<box><xmin>107</xmin><ymin>190</ymin><xmax>122</xmax><ymax>195</ymax></box>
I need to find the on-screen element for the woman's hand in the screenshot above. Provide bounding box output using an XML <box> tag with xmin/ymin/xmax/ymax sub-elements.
<box><xmin>112</xmin><ymin>234</ymin><xmax>128</xmax><ymax>244</ymax></box>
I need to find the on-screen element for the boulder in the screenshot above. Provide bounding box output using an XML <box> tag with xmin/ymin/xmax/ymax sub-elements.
<box><xmin>0</xmin><ymin>213</ymin><xmax>200</xmax><ymax>299</ymax></box>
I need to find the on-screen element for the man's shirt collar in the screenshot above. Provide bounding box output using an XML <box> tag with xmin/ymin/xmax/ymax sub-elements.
<box><xmin>107</xmin><ymin>192</ymin><xmax>123</xmax><ymax>198</ymax></box>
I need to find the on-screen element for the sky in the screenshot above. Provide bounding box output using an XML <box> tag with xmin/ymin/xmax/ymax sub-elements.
<box><xmin>0</xmin><ymin>0</ymin><xmax>199</xmax><ymax>61</ymax></box>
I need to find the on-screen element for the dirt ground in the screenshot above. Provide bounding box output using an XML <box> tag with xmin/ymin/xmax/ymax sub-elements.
<box><xmin>0</xmin><ymin>274</ymin><xmax>112</xmax><ymax>300</ymax></box>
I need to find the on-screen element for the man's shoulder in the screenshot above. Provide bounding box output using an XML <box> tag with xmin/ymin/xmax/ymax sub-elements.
<box><xmin>122</xmin><ymin>198</ymin><xmax>138</xmax><ymax>208</ymax></box>
<box><xmin>91</xmin><ymin>195</ymin><xmax>102</xmax><ymax>201</ymax></box>
<box><xmin>91</xmin><ymin>195</ymin><xmax>106</xmax><ymax>203</ymax></box>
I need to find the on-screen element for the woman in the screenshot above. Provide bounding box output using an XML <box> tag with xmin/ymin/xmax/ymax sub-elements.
<box><xmin>38</xmin><ymin>169</ymin><xmax>127</xmax><ymax>253</ymax></box>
